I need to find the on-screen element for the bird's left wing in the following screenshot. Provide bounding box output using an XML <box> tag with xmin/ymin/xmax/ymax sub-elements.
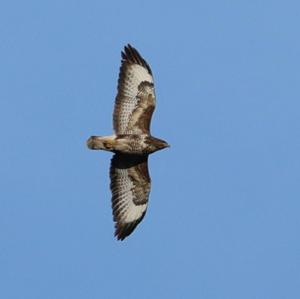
<box><xmin>113</xmin><ymin>44</ymin><xmax>156</xmax><ymax>135</ymax></box>
<box><xmin>110</xmin><ymin>153</ymin><xmax>151</xmax><ymax>240</ymax></box>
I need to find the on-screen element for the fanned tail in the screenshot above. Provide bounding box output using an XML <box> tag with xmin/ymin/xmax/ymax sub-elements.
<box><xmin>87</xmin><ymin>136</ymin><xmax>116</xmax><ymax>151</ymax></box>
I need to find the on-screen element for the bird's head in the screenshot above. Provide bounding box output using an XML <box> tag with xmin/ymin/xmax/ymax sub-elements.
<box><xmin>147</xmin><ymin>136</ymin><xmax>170</xmax><ymax>153</ymax></box>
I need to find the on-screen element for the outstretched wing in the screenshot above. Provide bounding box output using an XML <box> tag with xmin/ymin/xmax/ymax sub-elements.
<box><xmin>113</xmin><ymin>44</ymin><xmax>156</xmax><ymax>135</ymax></box>
<box><xmin>110</xmin><ymin>153</ymin><xmax>151</xmax><ymax>240</ymax></box>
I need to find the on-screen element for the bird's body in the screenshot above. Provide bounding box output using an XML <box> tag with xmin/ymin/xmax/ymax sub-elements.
<box><xmin>87</xmin><ymin>44</ymin><xmax>169</xmax><ymax>240</ymax></box>
<box><xmin>87</xmin><ymin>134</ymin><xmax>168</xmax><ymax>154</ymax></box>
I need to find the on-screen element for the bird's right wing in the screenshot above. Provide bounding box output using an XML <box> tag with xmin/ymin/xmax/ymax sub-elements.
<box><xmin>110</xmin><ymin>153</ymin><xmax>151</xmax><ymax>240</ymax></box>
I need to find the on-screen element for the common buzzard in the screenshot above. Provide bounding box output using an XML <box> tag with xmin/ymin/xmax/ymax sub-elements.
<box><xmin>87</xmin><ymin>44</ymin><xmax>169</xmax><ymax>240</ymax></box>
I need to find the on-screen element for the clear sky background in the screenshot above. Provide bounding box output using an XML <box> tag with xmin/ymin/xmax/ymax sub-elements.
<box><xmin>1</xmin><ymin>0</ymin><xmax>300</xmax><ymax>298</ymax></box>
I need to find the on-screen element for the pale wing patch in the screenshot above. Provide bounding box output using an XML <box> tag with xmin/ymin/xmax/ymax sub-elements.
<box><xmin>119</xmin><ymin>65</ymin><xmax>153</xmax><ymax>100</ymax></box>
<box><xmin>110</xmin><ymin>154</ymin><xmax>151</xmax><ymax>240</ymax></box>
<box><xmin>111</xmin><ymin>167</ymin><xmax>147</xmax><ymax>223</ymax></box>
<box><xmin>113</xmin><ymin>45</ymin><xmax>156</xmax><ymax>135</ymax></box>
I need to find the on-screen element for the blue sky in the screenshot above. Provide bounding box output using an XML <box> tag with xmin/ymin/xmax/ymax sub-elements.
<box><xmin>1</xmin><ymin>0</ymin><xmax>300</xmax><ymax>298</ymax></box>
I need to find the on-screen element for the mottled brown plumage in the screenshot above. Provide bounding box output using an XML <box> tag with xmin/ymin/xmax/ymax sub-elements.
<box><xmin>87</xmin><ymin>44</ymin><xmax>169</xmax><ymax>240</ymax></box>
<box><xmin>110</xmin><ymin>154</ymin><xmax>150</xmax><ymax>240</ymax></box>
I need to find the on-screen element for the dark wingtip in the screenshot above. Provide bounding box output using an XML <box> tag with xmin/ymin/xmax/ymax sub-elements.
<box><xmin>121</xmin><ymin>44</ymin><xmax>152</xmax><ymax>75</ymax></box>
<box><xmin>114</xmin><ymin>211</ymin><xmax>147</xmax><ymax>241</ymax></box>
<box><xmin>114</xmin><ymin>223</ymin><xmax>137</xmax><ymax>241</ymax></box>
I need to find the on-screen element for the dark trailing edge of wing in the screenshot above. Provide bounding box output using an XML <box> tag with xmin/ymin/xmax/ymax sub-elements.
<box><xmin>121</xmin><ymin>44</ymin><xmax>152</xmax><ymax>75</ymax></box>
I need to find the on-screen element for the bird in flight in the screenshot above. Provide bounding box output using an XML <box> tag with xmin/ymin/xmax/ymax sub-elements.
<box><xmin>87</xmin><ymin>44</ymin><xmax>169</xmax><ymax>240</ymax></box>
